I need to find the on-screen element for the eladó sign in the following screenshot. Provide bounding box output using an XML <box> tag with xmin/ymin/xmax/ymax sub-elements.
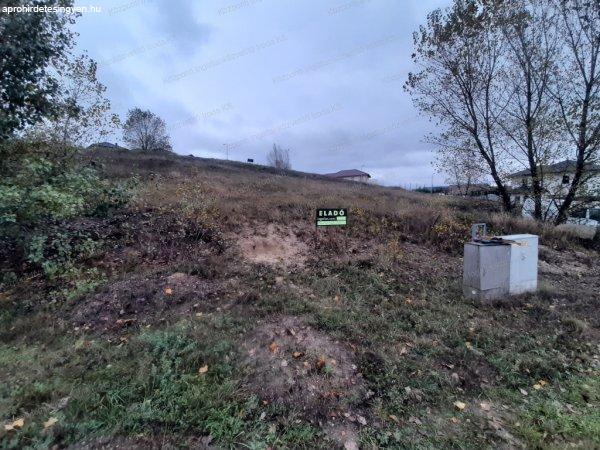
<box><xmin>316</xmin><ymin>208</ymin><xmax>347</xmax><ymax>227</ymax></box>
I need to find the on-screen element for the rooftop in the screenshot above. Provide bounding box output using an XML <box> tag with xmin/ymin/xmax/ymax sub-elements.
<box><xmin>508</xmin><ymin>159</ymin><xmax>600</xmax><ymax>178</ymax></box>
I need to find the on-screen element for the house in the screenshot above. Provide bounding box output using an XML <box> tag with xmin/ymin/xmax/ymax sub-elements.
<box><xmin>506</xmin><ymin>159</ymin><xmax>600</xmax><ymax>226</ymax></box>
<box><xmin>324</xmin><ymin>169</ymin><xmax>371</xmax><ymax>183</ymax></box>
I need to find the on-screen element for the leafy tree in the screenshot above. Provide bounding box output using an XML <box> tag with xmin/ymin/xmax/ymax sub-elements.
<box><xmin>267</xmin><ymin>143</ymin><xmax>291</xmax><ymax>170</ymax></box>
<box><xmin>123</xmin><ymin>108</ymin><xmax>172</xmax><ymax>152</ymax></box>
<box><xmin>0</xmin><ymin>0</ymin><xmax>77</xmax><ymax>140</ymax></box>
<box><xmin>28</xmin><ymin>54</ymin><xmax>120</xmax><ymax>149</ymax></box>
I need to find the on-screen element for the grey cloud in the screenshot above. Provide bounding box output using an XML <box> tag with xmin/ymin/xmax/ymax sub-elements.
<box><xmin>73</xmin><ymin>0</ymin><xmax>451</xmax><ymax>186</ymax></box>
<box><xmin>152</xmin><ymin>0</ymin><xmax>212</xmax><ymax>54</ymax></box>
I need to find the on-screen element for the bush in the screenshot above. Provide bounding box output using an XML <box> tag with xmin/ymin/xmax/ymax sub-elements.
<box><xmin>0</xmin><ymin>139</ymin><xmax>130</xmax><ymax>282</ymax></box>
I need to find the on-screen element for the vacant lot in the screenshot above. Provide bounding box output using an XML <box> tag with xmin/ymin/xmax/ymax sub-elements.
<box><xmin>1</xmin><ymin>150</ymin><xmax>598</xmax><ymax>449</ymax></box>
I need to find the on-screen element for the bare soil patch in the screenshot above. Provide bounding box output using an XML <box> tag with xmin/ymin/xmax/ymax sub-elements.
<box><xmin>236</xmin><ymin>223</ymin><xmax>309</xmax><ymax>266</ymax></box>
<box><xmin>70</xmin><ymin>272</ymin><xmax>218</xmax><ymax>333</ymax></box>
<box><xmin>242</xmin><ymin>316</ymin><xmax>369</xmax><ymax>448</ymax></box>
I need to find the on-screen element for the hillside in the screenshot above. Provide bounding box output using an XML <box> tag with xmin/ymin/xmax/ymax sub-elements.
<box><xmin>1</xmin><ymin>149</ymin><xmax>599</xmax><ymax>449</ymax></box>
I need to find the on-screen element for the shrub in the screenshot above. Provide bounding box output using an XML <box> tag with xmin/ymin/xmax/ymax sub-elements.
<box><xmin>0</xmin><ymin>139</ymin><xmax>130</xmax><ymax>282</ymax></box>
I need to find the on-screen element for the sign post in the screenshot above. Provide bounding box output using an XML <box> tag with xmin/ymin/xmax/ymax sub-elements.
<box><xmin>316</xmin><ymin>208</ymin><xmax>347</xmax><ymax>227</ymax></box>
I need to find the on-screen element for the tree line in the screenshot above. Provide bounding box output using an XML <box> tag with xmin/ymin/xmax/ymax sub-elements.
<box><xmin>405</xmin><ymin>0</ymin><xmax>599</xmax><ymax>224</ymax></box>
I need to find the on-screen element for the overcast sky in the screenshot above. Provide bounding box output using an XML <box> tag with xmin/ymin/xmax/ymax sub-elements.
<box><xmin>74</xmin><ymin>0</ymin><xmax>451</xmax><ymax>187</ymax></box>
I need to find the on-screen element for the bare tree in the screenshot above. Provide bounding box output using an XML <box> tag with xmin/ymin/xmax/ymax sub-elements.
<box><xmin>552</xmin><ymin>0</ymin><xmax>600</xmax><ymax>224</ymax></box>
<box><xmin>434</xmin><ymin>138</ymin><xmax>487</xmax><ymax>195</ymax></box>
<box><xmin>497</xmin><ymin>0</ymin><xmax>562</xmax><ymax>220</ymax></box>
<box><xmin>123</xmin><ymin>108</ymin><xmax>172</xmax><ymax>152</ymax></box>
<box><xmin>267</xmin><ymin>143</ymin><xmax>291</xmax><ymax>170</ymax></box>
<box><xmin>407</xmin><ymin>0</ymin><xmax>599</xmax><ymax>223</ymax></box>
<box><xmin>405</xmin><ymin>0</ymin><xmax>514</xmax><ymax>212</ymax></box>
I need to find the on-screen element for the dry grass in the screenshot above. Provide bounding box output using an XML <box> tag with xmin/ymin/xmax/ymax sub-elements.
<box><xmin>92</xmin><ymin>148</ymin><xmax>595</xmax><ymax>257</ymax></box>
<box><xmin>2</xmin><ymin>148</ymin><xmax>592</xmax><ymax>449</ymax></box>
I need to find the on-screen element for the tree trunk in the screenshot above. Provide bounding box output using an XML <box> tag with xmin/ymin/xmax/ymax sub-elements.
<box><xmin>555</xmin><ymin>86</ymin><xmax>592</xmax><ymax>224</ymax></box>
<box><xmin>473</xmin><ymin>134</ymin><xmax>513</xmax><ymax>212</ymax></box>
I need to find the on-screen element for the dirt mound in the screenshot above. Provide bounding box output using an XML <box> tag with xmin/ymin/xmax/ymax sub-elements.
<box><xmin>70</xmin><ymin>272</ymin><xmax>218</xmax><ymax>333</ymax></box>
<box><xmin>237</xmin><ymin>224</ymin><xmax>308</xmax><ymax>266</ymax></box>
<box><xmin>242</xmin><ymin>316</ymin><xmax>369</xmax><ymax>447</ymax></box>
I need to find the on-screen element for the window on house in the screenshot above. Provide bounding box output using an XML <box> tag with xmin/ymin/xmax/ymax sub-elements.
<box><xmin>571</xmin><ymin>208</ymin><xmax>587</xmax><ymax>219</ymax></box>
<box><xmin>589</xmin><ymin>208</ymin><xmax>600</xmax><ymax>221</ymax></box>
<box><xmin>562</xmin><ymin>174</ymin><xmax>570</xmax><ymax>184</ymax></box>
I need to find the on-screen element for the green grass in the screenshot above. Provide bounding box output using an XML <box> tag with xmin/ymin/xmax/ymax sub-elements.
<box><xmin>3</xmin><ymin>251</ymin><xmax>598</xmax><ymax>449</ymax></box>
<box><xmin>1</xmin><ymin>156</ymin><xmax>598</xmax><ymax>448</ymax></box>
<box><xmin>0</xmin><ymin>314</ymin><xmax>326</xmax><ymax>449</ymax></box>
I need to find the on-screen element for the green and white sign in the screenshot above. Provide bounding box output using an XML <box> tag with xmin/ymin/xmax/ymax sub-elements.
<box><xmin>316</xmin><ymin>208</ymin><xmax>347</xmax><ymax>227</ymax></box>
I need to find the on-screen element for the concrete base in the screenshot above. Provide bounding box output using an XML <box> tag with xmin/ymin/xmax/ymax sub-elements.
<box><xmin>463</xmin><ymin>285</ymin><xmax>508</xmax><ymax>301</ymax></box>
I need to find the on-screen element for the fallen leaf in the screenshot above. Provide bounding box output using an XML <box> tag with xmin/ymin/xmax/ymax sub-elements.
<box><xmin>43</xmin><ymin>417</ymin><xmax>58</xmax><ymax>429</ymax></box>
<box><xmin>316</xmin><ymin>355</ymin><xmax>327</xmax><ymax>369</ymax></box>
<box><xmin>388</xmin><ymin>414</ymin><xmax>400</xmax><ymax>424</ymax></box>
<box><xmin>198</xmin><ymin>365</ymin><xmax>208</xmax><ymax>374</ymax></box>
<box><xmin>356</xmin><ymin>415</ymin><xmax>367</xmax><ymax>426</ymax></box>
<box><xmin>115</xmin><ymin>318</ymin><xmax>136</xmax><ymax>326</ymax></box>
<box><xmin>533</xmin><ymin>383</ymin><xmax>542</xmax><ymax>390</ymax></box>
<box><xmin>292</xmin><ymin>351</ymin><xmax>303</xmax><ymax>358</ymax></box>
<box><xmin>538</xmin><ymin>379</ymin><xmax>548</xmax><ymax>386</ymax></box>
<box><xmin>519</xmin><ymin>388</ymin><xmax>528</xmax><ymax>396</ymax></box>
<box><xmin>465</xmin><ymin>341</ymin><xmax>473</xmax><ymax>350</ymax></box>
<box><xmin>480</xmin><ymin>401</ymin><xmax>491</xmax><ymax>411</ymax></box>
<box><xmin>268</xmin><ymin>342</ymin><xmax>279</xmax><ymax>353</ymax></box>
<box><xmin>454</xmin><ymin>401</ymin><xmax>467</xmax><ymax>411</ymax></box>
<box><xmin>4</xmin><ymin>418</ymin><xmax>24</xmax><ymax>431</ymax></box>
<box><xmin>450</xmin><ymin>417</ymin><xmax>460</xmax><ymax>424</ymax></box>
<box><xmin>164</xmin><ymin>288</ymin><xmax>173</xmax><ymax>295</ymax></box>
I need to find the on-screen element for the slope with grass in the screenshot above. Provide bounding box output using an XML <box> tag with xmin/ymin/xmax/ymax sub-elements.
<box><xmin>1</xmin><ymin>149</ymin><xmax>598</xmax><ymax>449</ymax></box>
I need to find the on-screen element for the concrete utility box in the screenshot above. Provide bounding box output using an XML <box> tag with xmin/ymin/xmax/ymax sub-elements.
<box><xmin>463</xmin><ymin>234</ymin><xmax>538</xmax><ymax>301</ymax></box>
